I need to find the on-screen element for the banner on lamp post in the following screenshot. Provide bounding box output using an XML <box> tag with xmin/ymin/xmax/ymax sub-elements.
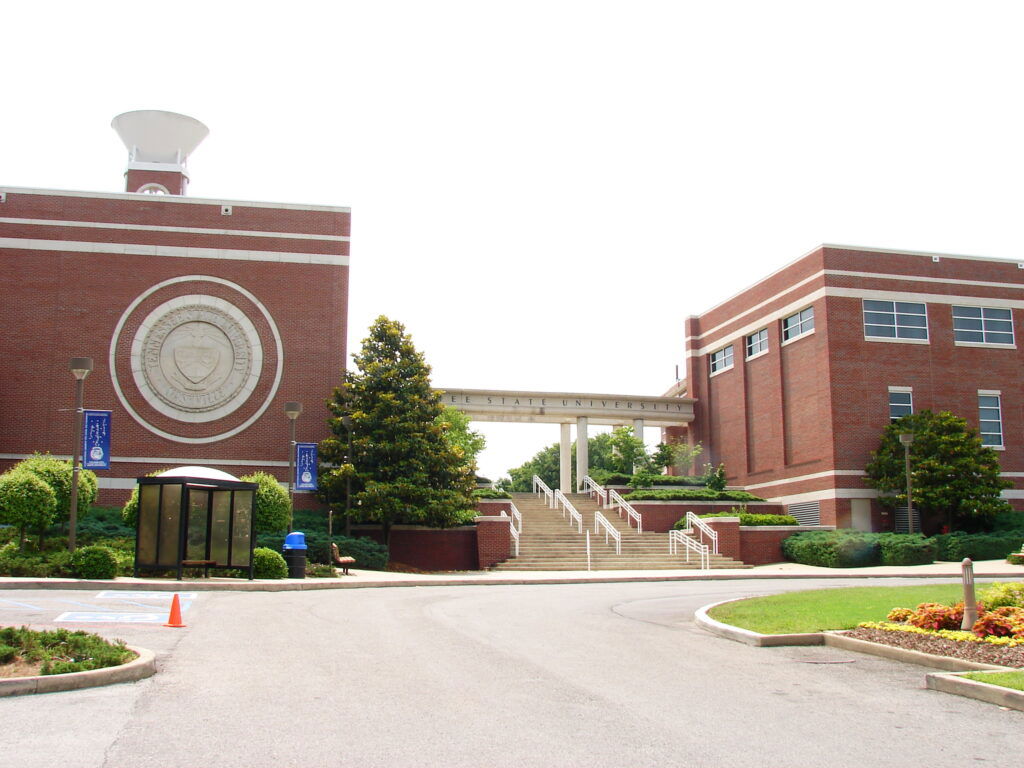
<box><xmin>295</xmin><ymin>442</ymin><xmax>318</xmax><ymax>491</ymax></box>
<box><xmin>82</xmin><ymin>410</ymin><xmax>112</xmax><ymax>470</ymax></box>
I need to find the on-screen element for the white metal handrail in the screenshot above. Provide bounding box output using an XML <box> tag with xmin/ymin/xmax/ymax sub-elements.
<box><xmin>684</xmin><ymin>511</ymin><xmax>719</xmax><ymax>554</ymax></box>
<box><xmin>609</xmin><ymin>489</ymin><xmax>643</xmax><ymax>534</ymax></box>
<box><xmin>499</xmin><ymin>510</ymin><xmax>521</xmax><ymax>557</ymax></box>
<box><xmin>509</xmin><ymin>502</ymin><xmax>523</xmax><ymax>534</ymax></box>
<box><xmin>594</xmin><ymin>510</ymin><xmax>621</xmax><ymax>555</ymax></box>
<box><xmin>582</xmin><ymin>475</ymin><xmax>609</xmax><ymax>508</ymax></box>
<box><xmin>554</xmin><ymin>489</ymin><xmax>583</xmax><ymax>533</ymax></box>
<box><xmin>533</xmin><ymin>475</ymin><xmax>555</xmax><ymax>508</ymax></box>
<box><xmin>669</xmin><ymin>529</ymin><xmax>709</xmax><ymax>570</ymax></box>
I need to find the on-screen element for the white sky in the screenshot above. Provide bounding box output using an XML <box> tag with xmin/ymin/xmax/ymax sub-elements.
<box><xmin>6</xmin><ymin>1</ymin><xmax>1024</xmax><ymax>481</ymax></box>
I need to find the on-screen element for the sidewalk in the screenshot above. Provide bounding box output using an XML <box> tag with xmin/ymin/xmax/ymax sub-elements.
<box><xmin>1</xmin><ymin>559</ymin><xmax>1022</xmax><ymax>592</ymax></box>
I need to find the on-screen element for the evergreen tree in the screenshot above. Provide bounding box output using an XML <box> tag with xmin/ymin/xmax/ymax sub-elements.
<box><xmin>865</xmin><ymin>410</ymin><xmax>1011</xmax><ymax>532</ymax></box>
<box><xmin>321</xmin><ymin>317</ymin><xmax>476</xmax><ymax>542</ymax></box>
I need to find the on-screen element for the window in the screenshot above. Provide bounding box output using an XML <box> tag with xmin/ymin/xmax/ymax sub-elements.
<box><xmin>709</xmin><ymin>345</ymin><xmax>734</xmax><ymax>374</ymax></box>
<box><xmin>979</xmin><ymin>392</ymin><xmax>1004</xmax><ymax>448</ymax></box>
<box><xmin>863</xmin><ymin>300</ymin><xmax>928</xmax><ymax>340</ymax></box>
<box><xmin>745</xmin><ymin>328</ymin><xmax>768</xmax><ymax>358</ymax></box>
<box><xmin>953</xmin><ymin>306</ymin><xmax>1014</xmax><ymax>346</ymax></box>
<box><xmin>782</xmin><ymin>307</ymin><xmax>814</xmax><ymax>342</ymax></box>
<box><xmin>888</xmin><ymin>388</ymin><xmax>913</xmax><ymax>422</ymax></box>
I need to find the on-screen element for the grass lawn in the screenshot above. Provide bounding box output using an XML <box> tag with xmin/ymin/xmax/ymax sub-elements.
<box><xmin>961</xmin><ymin>670</ymin><xmax>1024</xmax><ymax>691</ymax></box>
<box><xmin>707</xmin><ymin>584</ymin><xmax>965</xmax><ymax>634</ymax></box>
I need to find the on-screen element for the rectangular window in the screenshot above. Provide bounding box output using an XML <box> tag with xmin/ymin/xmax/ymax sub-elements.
<box><xmin>782</xmin><ymin>307</ymin><xmax>814</xmax><ymax>342</ymax></box>
<box><xmin>745</xmin><ymin>328</ymin><xmax>768</xmax><ymax>358</ymax></box>
<box><xmin>863</xmin><ymin>300</ymin><xmax>928</xmax><ymax>340</ymax></box>
<box><xmin>709</xmin><ymin>345</ymin><xmax>734</xmax><ymax>374</ymax></box>
<box><xmin>888</xmin><ymin>388</ymin><xmax>913</xmax><ymax>422</ymax></box>
<box><xmin>979</xmin><ymin>392</ymin><xmax>1004</xmax><ymax>447</ymax></box>
<box><xmin>953</xmin><ymin>306</ymin><xmax>1014</xmax><ymax>346</ymax></box>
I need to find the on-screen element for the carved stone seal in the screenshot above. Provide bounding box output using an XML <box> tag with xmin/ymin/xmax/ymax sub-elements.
<box><xmin>130</xmin><ymin>295</ymin><xmax>263</xmax><ymax>423</ymax></box>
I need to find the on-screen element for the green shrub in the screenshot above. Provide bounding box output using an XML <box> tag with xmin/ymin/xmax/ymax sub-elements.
<box><xmin>306</xmin><ymin>563</ymin><xmax>337</xmax><ymax>578</ymax></box>
<box><xmin>625</xmin><ymin>489</ymin><xmax>765</xmax><ymax>503</ymax></box>
<box><xmin>0</xmin><ymin>643</ymin><xmax>17</xmax><ymax>664</ymax></box>
<box><xmin>74</xmin><ymin>507</ymin><xmax>135</xmax><ymax>540</ymax></box>
<box><xmin>333</xmin><ymin>535</ymin><xmax>389</xmax><ymax>570</ymax></box>
<box><xmin>473</xmin><ymin>489</ymin><xmax>512</xmax><ymax>499</ymax></box>
<box><xmin>15</xmin><ymin>454</ymin><xmax>98</xmax><ymax>523</ymax></box>
<box><xmin>675</xmin><ymin>510</ymin><xmax>798</xmax><ymax>527</ymax></box>
<box><xmin>979</xmin><ymin>582</ymin><xmax>1024</xmax><ymax>610</ymax></box>
<box><xmin>0</xmin><ymin>469</ymin><xmax>58</xmax><ymax>538</ymax></box>
<box><xmin>932</xmin><ymin>531</ymin><xmax>1024</xmax><ymax>561</ymax></box>
<box><xmin>70</xmin><ymin>546</ymin><xmax>118</xmax><ymax>579</ymax></box>
<box><xmin>782</xmin><ymin>531</ymin><xmax>881</xmax><ymax>568</ymax></box>
<box><xmin>702</xmin><ymin>463</ymin><xmax>727</xmax><ymax>491</ymax></box>
<box><xmin>0</xmin><ymin>626</ymin><xmax>133</xmax><ymax>675</ymax></box>
<box><xmin>991</xmin><ymin>510</ymin><xmax>1024</xmax><ymax>532</ymax></box>
<box><xmin>252</xmin><ymin>547</ymin><xmax>288</xmax><ymax>579</ymax></box>
<box><xmin>240</xmin><ymin>472</ymin><xmax>291</xmax><ymax>534</ymax></box>
<box><xmin>1008</xmin><ymin>553</ymin><xmax>1024</xmax><ymax>566</ymax></box>
<box><xmin>875</xmin><ymin>533</ymin><xmax>936</xmax><ymax>566</ymax></box>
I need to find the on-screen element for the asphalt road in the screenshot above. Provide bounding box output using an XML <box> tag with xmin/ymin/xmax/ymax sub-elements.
<box><xmin>3</xmin><ymin>578</ymin><xmax>1022</xmax><ymax>767</ymax></box>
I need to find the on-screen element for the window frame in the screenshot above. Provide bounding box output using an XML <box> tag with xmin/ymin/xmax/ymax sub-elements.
<box><xmin>952</xmin><ymin>305</ymin><xmax>1016</xmax><ymax>348</ymax></box>
<box><xmin>781</xmin><ymin>307</ymin><xmax>815</xmax><ymax>345</ymax></box>
<box><xmin>978</xmin><ymin>390</ymin><xmax>1004</xmax><ymax>449</ymax></box>
<box><xmin>862</xmin><ymin>299</ymin><xmax>929</xmax><ymax>343</ymax></box>
<box><xmin>888</xmin><ymin>387</ymin><xmax>913</xmax><ymax>423</ymax></box>
<box><xmin>709</xmin><ymin>344</ymin><xmax>734</xmax><ymax>376</ymax></box>
<box><xmin>745</xmin><ymin>328</ymin><xmax>769</xmax><ymax>360</ymax></box>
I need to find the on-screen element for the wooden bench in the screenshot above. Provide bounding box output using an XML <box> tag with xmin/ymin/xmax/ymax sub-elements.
<box><xmin>330</xmin><ymin>544</ymin><xmax>357</xmax><ymax>575</ymax></box>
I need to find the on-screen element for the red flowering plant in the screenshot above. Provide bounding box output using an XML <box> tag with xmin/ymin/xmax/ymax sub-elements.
<box><xmin>971</xmin><ymin>606</ymin><xmax>1024</xmax><ymax>639</ymax></box>
<box><xmin>906</xmin><ymin>602</ymin><xmax>965</xmax><ymax>631</ymax></box>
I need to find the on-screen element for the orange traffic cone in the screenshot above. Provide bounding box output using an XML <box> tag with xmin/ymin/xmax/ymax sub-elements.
<box><xmin>164</xmin><ymin>593</ymin><xmax>186</xmax><ymax>628</ymax></box>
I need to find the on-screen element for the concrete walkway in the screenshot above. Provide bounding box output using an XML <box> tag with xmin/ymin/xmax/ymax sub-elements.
<box><xmin>2</xmin><ymin>558</ymin><xmax>1022</xmax><ymax>591</ymax></box>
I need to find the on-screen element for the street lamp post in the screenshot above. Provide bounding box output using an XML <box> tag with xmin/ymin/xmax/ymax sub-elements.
<box><xmin>284</xmin><ymin>401</ymin><xmax>303</xmax><ymax>530</ymax></box>
<box><xmin>899</xmin><ymin>432</ymin><xmax>915</xmax><ymax>534</ymax></box>
<box><xmin>342</xmin><ymin>415</ymin><xmax>352</xmax><ymax>537</ymax></box>
<box><xmin>68</xmin><ymin>357</ymin><xmax>93</xmax><ymax>552</ymax></box>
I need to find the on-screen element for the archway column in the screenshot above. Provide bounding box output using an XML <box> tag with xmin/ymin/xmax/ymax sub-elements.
<box><xmin>559</xmin><ymin>423</ymin><xmax>572</xmax><ymax>492</ymax></box>
<box><xmin>633</xmin><ymin>418</ymin><xmax>645</xmax><ymax>472</ymax></box>
<box><xmin>575</xmin><ymin>416</ymin><xmax>588</xmax><ymax>492</ymax></box>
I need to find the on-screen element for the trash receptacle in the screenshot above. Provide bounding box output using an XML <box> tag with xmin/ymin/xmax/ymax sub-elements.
<box><xmin>282</xmin><ymin>531</ymin><xmax>307</xmax><ymax>579</ymax></box>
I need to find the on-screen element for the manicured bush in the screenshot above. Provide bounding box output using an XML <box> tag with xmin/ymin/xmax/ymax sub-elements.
<box><xmin>991</xmin><ymin>510</ymin><xmax>1024</xmax><ymax>532</ymax></box>
<box><xmin>333</xmin><ymin>535</ymin><xmax>389</xmax><ymax>570</ymax></box>
<box><xmin>979</xmin><ymin>582</ymin><xmax>1024</xmax><ymax>610</ymax></box>
<box><xmin>781</xmin><ymin>531</ymin><xmax>881</xmax><ymax>568</ymax></box>
<box><xmin>252</xmin><ymin>547</ymin><xmax>288</xmax><ymax>579</ymax></box>
<box><xmin>624</xmin><ymin>489</ymin><xmax>765</xmax><ymax>503</ymax></box>
<box><xmin>15</xmin><ymin>453</ymin><xmax>98</xmax><ymax>523</ymax></box>
<box><xmin>932</xmin><ymin>531</ymin><xmax>1024</xmax><ymax>561</ymax></box>
<box><xmin>240</xmin><ymin>472</ymin><xmax>292</xmax><ymax>534</ymax></box>
<box><xmin>473</xmin><ymin>489</ymin><xmax>512</xmax><ymax>499</ymax></box>
<box><xmin>0</xmin><ymin>470</ymin><xmax>58</xmax><ymax>541</ymax></box>
<box><xmin>70</xmin><ymin>546</ymin><xmax>118</xmax><ymax>579</ymax></box>
<box><xmin>1008</xmin><ymin>553</ymin><xmax>1024</xmax><ymax>566</ymax></box>
<box><xmin>875</xmin><ymin>533</ymin><xmax>936</xmax><ymax>566</ymax></box>
<box><xmin>676</xmin><ymin>510</ymin><xmax>797</xmax><ymax>527</ymax></box>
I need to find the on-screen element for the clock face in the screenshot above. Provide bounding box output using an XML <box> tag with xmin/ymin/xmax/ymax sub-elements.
<box><xmin>137</xmin><ymin>183</ymin><xmax>169</xmax><ymax>194</ymax></box>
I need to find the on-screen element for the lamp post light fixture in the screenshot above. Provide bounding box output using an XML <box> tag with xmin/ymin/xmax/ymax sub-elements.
<box><xmin>284</xmin><ymin>401</ymin><xmax>303</xmax><ymax>530</ymax></box>
<box><xmin>899</xmin><ymin>432</ymin><xmax>915</xmax><ymax>534</ymax></box>
<box><xmin>68</xmin><ymin>357</ymin><xmax>94</xmax><ymax>552</ymax></box>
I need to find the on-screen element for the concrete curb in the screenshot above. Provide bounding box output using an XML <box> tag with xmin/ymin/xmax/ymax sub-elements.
<box><xmin>0</xmin><ymin>645</ymin><xmax>155</xmax><ymax>697</ymax></box>
<box><xmin>926</xmin><ymin>671</ymin><xmax>1024</xmax><ymax>711</ymax></box>
<box><xmin>2</xmin><ymin>567</ymin><xmax>1023</xmax><ymax>592</ymax></box>
<box><xmin>694</xmin><ymin>599</ymin><xmax>825</xmax><ymax>647</ymax></box>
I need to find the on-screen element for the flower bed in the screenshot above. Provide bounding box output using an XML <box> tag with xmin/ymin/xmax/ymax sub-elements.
<box><xmin>847</xmin><ymin>624</ymin><xmax>1024</xmax><ymax>667</ymax></box>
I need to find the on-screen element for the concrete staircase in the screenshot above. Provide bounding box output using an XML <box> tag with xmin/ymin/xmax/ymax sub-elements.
<box><xmin>492</xmin><ymin>492</ymin><xmax>750</xmax><ymax>571</ymax></box>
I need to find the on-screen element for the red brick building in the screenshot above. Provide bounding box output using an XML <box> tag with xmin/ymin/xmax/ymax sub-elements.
<box><xmin>667</xmin><ymin>244</ymin><xmax>1024</xmax><ymax>530</ymax></box>
<box><xmin>0</xmin><ymin>111</ymin><xmax>350</xmax><ymax>503</ymax></box>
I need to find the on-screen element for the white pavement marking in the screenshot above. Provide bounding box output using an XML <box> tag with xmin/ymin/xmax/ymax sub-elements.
<box><xmin>96</xmin><ymin>591</ymin><xmax>198</xmax><ymax>600</ymax></box>
<box><xmin>55</xmin><ymin>612</ymin><xmax>168</xmax><ymax>624</ymax></box>
<box><xmin>0</xmin><ymin>597</ymin><xmax>43</xmax><ymax>610</ymax></box>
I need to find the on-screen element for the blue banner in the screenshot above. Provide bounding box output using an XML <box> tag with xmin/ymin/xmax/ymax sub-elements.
<box><xmin>295</xmin><ymin>442</ymin><xmax>318</xmax><ymax>491</ymax></box>
<box><xmin>82</xmin><ymin>410</ymin><xmax>112</xmax><ymax>470</ymax></box>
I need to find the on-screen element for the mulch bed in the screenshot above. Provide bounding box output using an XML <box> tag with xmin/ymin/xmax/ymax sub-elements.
<box><xmin>846</xmin><ymin>626</ymin><xmax>1024</xmax><ymax>668</ymax></box>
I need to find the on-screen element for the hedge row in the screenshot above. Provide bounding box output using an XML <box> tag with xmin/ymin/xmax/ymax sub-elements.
<box><xmin>473</xmin><ymin>489</ymin><xmax>512</xmax><ymax>499</ymax></box>
<box><xmin>588</xmin><ymin>471</ymin><xmax>706</xmax><ymax>487</ymax></box>
<box><xmin>623</xmin><ymin>489</ymin><xmax>765</xmax><ymax>503</ymax></box>
<box><xmin>673</xmin><ymin>513</ymin><xmax>798</xmax><ymax>527</ymax></box>
<box><xmin>931</xmin><ymin>531</ymin><xmax>1024</xmax><ymax>561</ymax></box>
<box><xmin>782</xmin><ymin>531</ymin><xmax>938</xmax><ymax>567</ymax></box>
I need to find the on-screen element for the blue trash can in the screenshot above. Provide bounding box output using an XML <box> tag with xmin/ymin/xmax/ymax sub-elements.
<box><xmin>282</xmin><ymin>531</ymin><xmax>307</xmax><ymax>579</ymax></box>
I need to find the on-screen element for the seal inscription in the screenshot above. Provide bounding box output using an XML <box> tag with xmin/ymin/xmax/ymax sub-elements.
<box><xmin>130</xmin><ymin>295</ymin><xmax>263</xmax><ymax>423</ymax></box>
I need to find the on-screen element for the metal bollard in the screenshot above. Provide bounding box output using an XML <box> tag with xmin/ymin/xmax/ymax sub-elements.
<box><xmin>961</xmin><ymin>558</ymin><xmax>978</xmax><ymax>630</ymax></box>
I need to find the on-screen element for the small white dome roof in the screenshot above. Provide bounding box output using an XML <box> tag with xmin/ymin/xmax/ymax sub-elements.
<box><xmin>157</xmin><ymin>466</ymin><xmax>241</xmax><ymax>482</ymax></box>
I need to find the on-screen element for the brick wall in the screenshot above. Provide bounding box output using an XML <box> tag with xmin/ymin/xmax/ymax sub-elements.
<box><xmin>475</xmin><ymin>516</ymin><xmax>512</xmax><ymax>569</ymax></box>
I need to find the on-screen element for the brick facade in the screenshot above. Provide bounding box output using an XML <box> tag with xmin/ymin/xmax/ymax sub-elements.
<box><xmin>677</xmin><ymin>245</ymin><xmax>1024</xmax><ymax>530</ymax></box>
<box><xmin>0</xmin><ymin>185</ymin><xmax>350</xmax><ymax>503</ymax></box>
